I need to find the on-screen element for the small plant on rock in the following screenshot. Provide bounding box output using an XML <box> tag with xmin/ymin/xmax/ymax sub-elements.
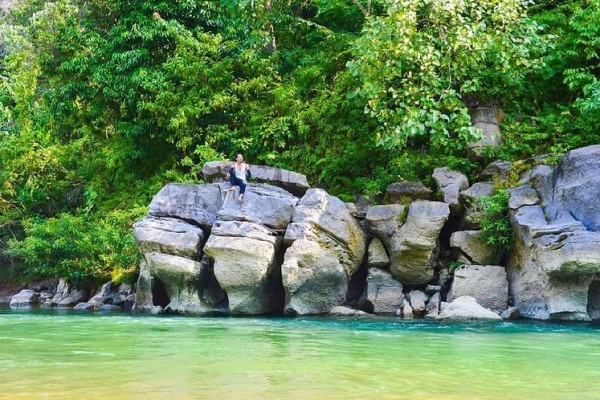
<box><xmin>471</xmin><ymin>190</ymin><xmax>512</xmax><ymax>260</ymax></box>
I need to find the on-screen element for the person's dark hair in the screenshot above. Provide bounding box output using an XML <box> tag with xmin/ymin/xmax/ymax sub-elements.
<box><xmin>235</xmin><ymin>151</ymin><xmax>244</xmax><ymax>158</ymax></box>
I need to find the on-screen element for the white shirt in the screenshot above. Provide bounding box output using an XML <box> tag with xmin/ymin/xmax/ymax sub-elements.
<box><xmin>234</xmin><ymin>163</ymin><xmax>247</xmax><ymax>182</ymax></box>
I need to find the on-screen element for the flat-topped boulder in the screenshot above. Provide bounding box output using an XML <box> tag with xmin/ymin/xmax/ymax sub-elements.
<box><xmin>133</xmin><ymin>216</ymin><xmax>204</xmax><ymax>259</ymax></box>
<box><xmin>203</xmin><ymin>161</ymin><xmax>310</xmax><ymax>196</ymax></box>
<box><xmin>386</xmin><ymin>181</ymin><xmax>432</xmax><ymax>203</ymax></box>
<box><xmin>216</xmin><ymin>183</ymin><xmax>298</xmax><ymax>230</ymax></box>
<box><xmin>148</xmin><ymin>183</ymin><xmax>223</xmax><ymax>229</ymax></box>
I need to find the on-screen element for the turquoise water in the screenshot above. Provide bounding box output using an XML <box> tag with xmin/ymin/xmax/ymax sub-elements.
<box><xmin>1</xmin><ymin>308</ymin><xmax>599</xmax><ymax>399</ymax></box>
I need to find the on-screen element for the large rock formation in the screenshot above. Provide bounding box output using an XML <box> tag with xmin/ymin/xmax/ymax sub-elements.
<box><xmin>123</xmin><ymin>148</ymin><xmax>600</xmax><ymax>320</ymax></box>
<box><xmin>282</xmin><ymin>189</ymin><xmax>366</xmax><ymax>315</ymax></box>
<box><xmin>507</xmin><ymin>145</ymin><xmax>600</xmax><ymax>321</ymax></box>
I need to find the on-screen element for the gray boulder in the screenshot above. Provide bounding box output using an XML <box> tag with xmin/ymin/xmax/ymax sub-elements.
<box><xmin>481</xmin><ymin>160</ymin><xmax>512</xmax><ymax>183</ymax></box>
<box><xmin>210</xmin><ymin>220</ymin><xmax>278</xmax><ymax>244</ymax></box>
<box><xmin>391</xmin><ymin>201</ymin><xmax>450</xmax><ymax>285</ymax></box>
<box><xmin>450</xmin><ymin>230</ymin><xmax>499</xmax><ymax>265</ymax></box>
<box><xmin>433</xmin><ymin>167</ymin><xmax>469</xmax><ymax>214</ymax></box>
<box><xmin>551</xmin><ymin>145</ymin><xmax>600</xmax><ymax>231</ymax></box>
<box><xmin>437</xmin><ymin>296</ymin><xmax>503</xmax><ymax>320</ymax></box>
<box><xmin>460</xmin><ymin>182</ymin><xmax>495</xmax><ymax>229</ymax></box>
<box><xmin>508</xmin><ymin>185</ymin><xmax>539</xmax><ymax>210</ymax></box>
<box><xmin>281</xmin><ymin>189</ymin><xmax>366</xmax><ymax>315</ymax></box>
<box><xmin>148</xmin><ymin>183</ymin><xmax>223</xmax><ymax>229</ymax></box>
<box><xmin>143</xmin><ymin>252</ymin><xmax>224</xmax><ymax>314</ymax></box>
<box><xmin>366</xmin><ymin>201</ymin><xmax>450</xmax><ymax>285</ymax></box>
<box><xmin>284</xmin><ymin>189</ymin><xmax>365</xmax><ymax>270</ymax></box>
<box><xmin>402</xmin><ymin>302</ymin><xmax>414</xmax><ymax>319</ymax></box>
<box><xmin>329</xmin><ymin>306</ymin><xmax>368</xmax><ymax>316</ymax></box>
<box><xmin>87</xmin><ymin>281</ymin><xmax>126</xmax><ymax>309</ymax></box>
<box><xmin>386</xmin><ymin>182</ymin><xmax>432</xmax><ymax>203</ymax></box>
<box><xmin>50</xmin><ymin>279</ymin><xmax>87</xmax><ymax>308</ymax></box>
<box><xmin>460</xmin><ymin>182</ymin><xmax>495</xmax><ymax>205</ymax></box>
<box><xmin>360</xmin><ymin>268</ymin><xmax>404</xmax><ymax>315</ymax></box>
<box><xmin>507</xmin><ymin>151</ymin><xmax>600</xmax><ymax>321</ymax></box>
<box><xmin>203</xmin><ymin>234</ymin><xmax>282</xmax><ymax>314</ymax></box>
<box><xmin>57</xmin><ymin>290</ymin><xmax>87</xmax><ymax>308</ymax></box>
<box><xmin>133</xmin><ymin>217</ymin><xmax>204</xmax><ymax>259</ymax></box>
<box><xmin>73</xmin><ymin>302</ymin><xmax>94</xmax><ymax>311</ymax></box>
<box><xmin>281</xmin><ymin>239</ymin><xmax>348</xmax><ymax>315</ymax></box>
<box><xmin>217</xmin><ymin>183</ymin><xmax>298</xmax><ymax>230</ymax></box>
<box><xmin>407</xmin><ymin>290</ymin><xmax>428</xmax><ymax>317</ymax></box>
<box><xmin>367</xmin><ymin>238</ymin><xmax>390</xmax><ymax>269</ymax></box>
<box><xmin>365</xmin><ymin>204</ymin><xmax>406</xmax><ymax>242</ymax></box>
<box><xmin>132</xmin><ymin>260</ymin><xmax>154</xmax><ymax>312</ymax></box>
<box><xmin>447</xmin><ymin>265</ymin><xmax>508</xmax><ymax>314</ymax></box>
<box><xmin>425</xmin><ymin>292</ymin><xmax>441</xmax><ymax>318</ymax></box>
<box><xmin>202</xmin><ymin>161</ymin><xmax>310</xmax><ymax>197</ymax></box>
<box><xmin>9</xmin><ymin>289</ymin><xmax>39</xmax><ymax>308</ymax></box>
<box><xmin>51</xmin><ymin>279</ymin><xmax>70</xmax><ymax>305</ymax></box>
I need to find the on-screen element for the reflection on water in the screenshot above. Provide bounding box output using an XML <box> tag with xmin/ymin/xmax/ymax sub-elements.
<box><xmin>1</xmin><ymin>308</ymin><xmax>600</xmax><ymax>399</ymax></box>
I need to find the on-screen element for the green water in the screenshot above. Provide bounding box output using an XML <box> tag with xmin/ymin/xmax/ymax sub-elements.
<box><xmin>1</xmin><ymin>308</ymin><xmax>599</xmax><ymax>399</ymax></box>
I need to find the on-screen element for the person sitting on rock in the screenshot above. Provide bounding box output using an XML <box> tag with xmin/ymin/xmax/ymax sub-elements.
<box><xmin>226</xmin><ymin>152</ymin><xmax>251</xmax><ymax>202</ymax></box>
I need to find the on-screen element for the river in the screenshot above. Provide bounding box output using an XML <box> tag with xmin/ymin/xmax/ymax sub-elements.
<box><xmin>1</xmin><ymin>307</ymin><xmax>599</xmax><ymax>399</ymax></box>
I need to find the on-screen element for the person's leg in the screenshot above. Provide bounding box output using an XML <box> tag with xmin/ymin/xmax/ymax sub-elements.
<box><xmin>238</xmin><ymin>181</ymin><xmax>246</xmax><ymax>201</ymax></box>
<box><xmin>227</xmin><ymin>174</ymin><xmax>240</xmax><ymax>191</ymax></box>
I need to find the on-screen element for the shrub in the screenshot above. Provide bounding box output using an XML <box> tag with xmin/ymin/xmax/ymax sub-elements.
<box><xmin>471</xmin><ymin>190</ymin><xmax>512</xmax><ymax>259</ymax></box>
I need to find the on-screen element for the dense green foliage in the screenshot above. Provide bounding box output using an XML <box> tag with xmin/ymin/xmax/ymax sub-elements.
<box><xmin>0</xmin><ymin>0</ymin><xmax>598</xmax><ymax>282</ymax></box>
